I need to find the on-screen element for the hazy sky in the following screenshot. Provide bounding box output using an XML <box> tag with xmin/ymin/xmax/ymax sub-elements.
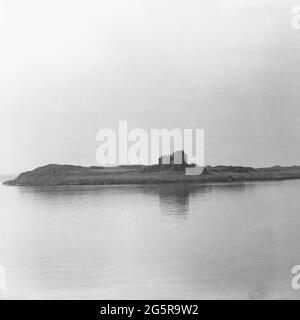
<box><xmin>0</xmin><ymin>0</ymin><xmax>300</xmax><ymax>174</ymax></box>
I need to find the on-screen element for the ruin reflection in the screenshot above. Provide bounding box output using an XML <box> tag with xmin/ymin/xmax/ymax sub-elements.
<box><xmin>157</xmin><ymin>182</ymin><xmax>247</xmax><ymax>220</ymax></box>
<box><xmin>158</xmin><ymin>184</ymin><xmax>190</xmax><ymax>219</ymax></box>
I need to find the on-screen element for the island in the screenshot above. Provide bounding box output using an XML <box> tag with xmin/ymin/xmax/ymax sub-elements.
<box><xmin>3</xmin><ymin>151</ymin><xmax>300</xmax><ymax>186</ymax></box>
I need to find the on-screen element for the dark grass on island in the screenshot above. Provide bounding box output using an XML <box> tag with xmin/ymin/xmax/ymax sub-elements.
<box><xmin>3</xmin><ymin>163</ymin><xmax>300</xmax><ymax>186</ymax></box>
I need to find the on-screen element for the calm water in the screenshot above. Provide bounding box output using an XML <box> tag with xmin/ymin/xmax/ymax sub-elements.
<box><xmin>0</xmin><ymin>177</ymin><xmax>300</xmax><ymax>299</ymax></box>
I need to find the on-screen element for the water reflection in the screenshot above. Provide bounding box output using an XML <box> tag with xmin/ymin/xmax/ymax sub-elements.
<box><xmin>15</xmin><ymin>182</ymin><xmax>248</xmax><ymax>221</ymax></box>
<box><xmin>1</xmin><ymin>180</ymin><xmax>300</xmax><ymax>298</ymax></box>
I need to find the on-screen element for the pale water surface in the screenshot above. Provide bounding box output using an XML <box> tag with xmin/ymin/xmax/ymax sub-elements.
<box><xmin>0</xmin><ymin>177</ymin><xmax>300</xmax><ymax>299</ymax></box>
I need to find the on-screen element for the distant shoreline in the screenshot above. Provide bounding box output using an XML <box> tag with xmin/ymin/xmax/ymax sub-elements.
<box><xmin>3</xmin><ymin>163</ymin><xmax>300</xmax><ymax>186</ymax></box>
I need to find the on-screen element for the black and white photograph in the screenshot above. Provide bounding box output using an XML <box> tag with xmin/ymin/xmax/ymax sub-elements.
<box><xmin>1</xmin><ymin>0</ymin><xmax>300</xmax><ymax>306</ymax></box>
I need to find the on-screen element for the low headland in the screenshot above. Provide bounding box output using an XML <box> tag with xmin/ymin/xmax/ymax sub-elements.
<box><xmin>3</xmin><ymin>151</ymin><xmax>300</xmax><ymax>186</ymax></box>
